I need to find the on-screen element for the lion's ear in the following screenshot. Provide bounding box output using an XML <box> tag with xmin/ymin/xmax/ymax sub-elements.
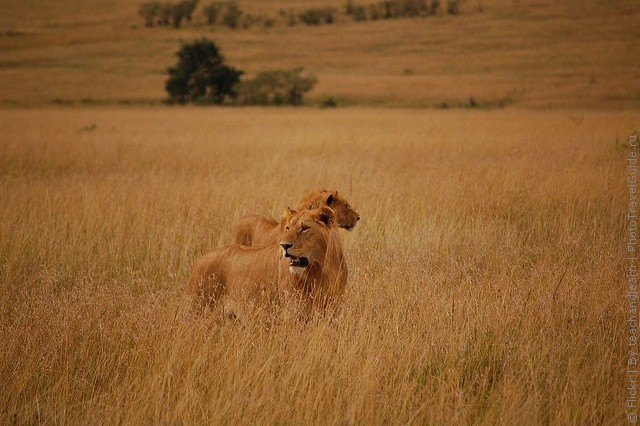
<box><xmin>326</xmin><ymin>193</ymin><xmax>334</xmax><ymax>206</ymax></box>
<box><xmin>315</xmin><ymin>206</ymin><xmax>335</xmax><ymax>227</ymax></box>
<box><xmin>281</xmin><ymin>207</ymin><xmax>297</xmax><ymax>224</ymax></box>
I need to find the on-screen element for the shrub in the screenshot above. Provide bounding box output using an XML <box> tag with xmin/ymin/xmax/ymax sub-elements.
<box><xmin>430</xmin><ymin>0</ymin><xmax>440</xmax><ymax>15</ymax></box>
<box><xmin>346</xmin><ymin>0</ymin><xmax>431</xmax><ymax>21</ymax></box>
<box><xmin>447</xmin><ymin>0</ymin><xmax>460</xmax><ymax>15</ymax></box>
<box><xmin>388</xmin><ymin>0</ymin><xmax>406</xmax><ymax>18</ymax></box>
<box><xmin>222</xmin><ymin>1</ymin><xmax>243</xmax><ymax>28</ymax></box>
<box><xmin>262</xmin><ymin>17</ymin><xmax>276</xmax><ymax>28</ymax></box>
<box><xmin>298</xmin><ymin>7</ymin><xmax>337</xmax><ymax>26</ymax></box>
<box><xmin>381</xmin><ymin>0</ymin><xmax>393</xmax><ymax>18</ymax></box>
<box><xmin>237</xmin><ymin>68</ymin><xmax>317</xmax><ymax>106</ymax></box>
<box><xmin>298</xmin><ymin>9</ymin><xmax>322</xmax><ymax>25</ymax></box>
<box><xmin>368</xmin><ymin>3</ymin><xmax>384</xmax><ymax>19</ymax></box>
<box><xmin>203</xmin><ymin>2</ymin><xmax>220</xmax><ymax>25</ymax></box>
<box><xmin>182</xmin><ymin>0</ymin><xmax>199</xmax><ymax>22</ymax></box>
<box><xmin>345</xmin><ymin>0</ymin><xmax>356</xmax><ymax>15</ymax></box>
<box><xmin>403</xmin><ymin>0</ymin><xmax>429</xmax><ymax>17</ymax></box>
<box><xmin>323</xmin><ymin>7</ymin><xmax>338</xmax><ymax>23</ymax></box>
<box><xmin>286</xmin><ymin>10</ymin><xmax>297</xmax><ymax>26</ymax></box>
<box><xmin>165</xmin><ymin>39</ymin><xmax>243</xmax><ymax>104</ymax></box>
<box><xmin>320</xmin><ymin>96</ymin><xmax>338</xmax><ymax>108</ymax></box>
<box><xmin>157</xmin><ymin>3</ymin><xmax>172</xmax><ymax>25</ymax></box>
<box><xmin>346</xmin><ymin>1</ymin><xmax>371</xmax><ymax>20</ymax></box>
<box><xmin>138</xmin><ymin>2</ymin><xmax>161</xmax><ymax>27</ymax></box>
<box><xmin>352</xmin><ymin>5</ymin><xmax>368</xmax><ymax>21</ymax></box>
<box><xmin>170</xmin><ymin>2</ymin><xmax>189</xmax><ymax>28</ymax></box>
<box><xmin>381</xmin><ymin>0</ymin><xmax>429</xmax><ymax>18</ymax></box>
<box><xmin>241</xmin><ymin>13</ymin><xmax>255</xmax><ymax>29</ymax></box>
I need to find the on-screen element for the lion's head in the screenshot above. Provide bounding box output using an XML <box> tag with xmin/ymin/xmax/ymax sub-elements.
<box><xmin>279</xmin><ymin>207</ymin><xmax>335</xmax><ymax>275</ymax></box>
<box><xmin>299</xmin><ymin>190</ymin><xmax>360</xmax><ymax>231</ymax></box>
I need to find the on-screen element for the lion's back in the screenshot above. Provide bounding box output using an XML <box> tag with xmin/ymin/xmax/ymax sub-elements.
<box><xmin>232</xmin><ymin>214</ymin><xmax>279</xmax><ymax>245</ymax></box>
<box><xmin>188</xmin><ymin>245</ymin><xmax>281</xmax><ymax>313</ymax></box>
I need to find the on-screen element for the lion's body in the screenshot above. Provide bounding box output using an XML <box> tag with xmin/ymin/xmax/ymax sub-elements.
<box><xmin>232</xmin><ymin>215</ymin><xmax>280</xmax><ymax>246</ymax></box>
<box><xmin>231</xmin><ymin>189</ymin><xmax>359</xmax><ymax>246</ymax></box>
<box><xmin>187</xmin><ymin>244</ymin><xmax>282</xmax><ymax>318</ymax></box>
<box><xmin>189</xmin><ymin>207</ymin><xmax>348</xmax><ymax>321</ymax></box>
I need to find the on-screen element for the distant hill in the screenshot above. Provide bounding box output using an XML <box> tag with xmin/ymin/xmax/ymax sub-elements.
<box><xmin>1</xmin><ymin>0</ymin><xmax>638</xmax><ymax>109</ymax></box>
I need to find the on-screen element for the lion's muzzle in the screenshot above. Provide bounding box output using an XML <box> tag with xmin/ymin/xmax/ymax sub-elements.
<box><xmin>280</xmin><ymin>242</ymin><xmax>309</xmax><ymax>268</ymax></box>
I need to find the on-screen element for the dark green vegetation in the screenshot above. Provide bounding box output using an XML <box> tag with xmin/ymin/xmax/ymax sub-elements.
<box><xmin>165</xmin><ymin>39</ymin><xmax>316</xmax><ymax>105</ymax></box>
<box><xmin>166</xmin><ymin>39</ymin><xmax>242</xmax><ymax>104</ymax></box>
<box><xmin>138</xmin><ymin>0</ymin><xmax>463</xmax><ymax>30</ymax></box>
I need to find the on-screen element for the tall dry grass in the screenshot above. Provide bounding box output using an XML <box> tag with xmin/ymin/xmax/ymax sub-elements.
<box><xmin>0</xmin><ymin>107</ymin><xmax>634</xmax><ymax>424</ymax></box>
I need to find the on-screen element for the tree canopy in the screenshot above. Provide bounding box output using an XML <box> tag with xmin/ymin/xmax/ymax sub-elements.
<box><xmin>165</xmin><ymin>39</ymin><xmax>243</xmax><ymax>104</ymax></box>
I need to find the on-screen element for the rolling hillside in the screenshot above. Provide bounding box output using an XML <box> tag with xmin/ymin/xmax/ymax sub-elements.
<box><xmin>1</xmin><ymin>0</ymin><xmax>638</xmax><ymax>108</ymax></box>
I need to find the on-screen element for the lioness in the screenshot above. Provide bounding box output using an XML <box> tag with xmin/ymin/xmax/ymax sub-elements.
<box><xmin>188</xmin><ymin>206</ymin><xmax>347</xmax><ymax>321</ymax></box>
<box><xmin>232</xmin><ymin>189</ymin><xmax>360</xmax><ymax>246</ymax></box>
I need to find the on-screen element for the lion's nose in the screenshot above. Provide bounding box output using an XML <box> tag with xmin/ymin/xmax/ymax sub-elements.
<box><xmin>356</xmin><ymin>215</ymin><xmax>360</xmax><ymax>221</ymax></box>
<box><xmin>280</xmin><ymin>242</ymin><xmax>293</xmax><ymax>251</ymax></box>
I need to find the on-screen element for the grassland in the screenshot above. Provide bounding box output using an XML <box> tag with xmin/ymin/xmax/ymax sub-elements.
<box><xmin>0</xmin><ymin>0</ymin><xmax>639</xmax><ymax>108</ymax></box>
<box><xmin>0</xmin><ymin>0</ymin><xmax>638</xmax><ymax>423</ymax></box>
<box><xmin>0</xmin><ymin>107</ymin><xmax>635</xmax><ymax>423</ymax></box>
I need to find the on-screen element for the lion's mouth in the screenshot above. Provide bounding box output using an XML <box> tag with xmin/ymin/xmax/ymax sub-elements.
<box><xmin>285</xmin><ymin>252</ymin><xmax>309</xmax><ymax>268</ymax></box>
<box><xmin>342</xmin><ymin>223</ymin><xmax>355</xmax><ymax>231</ymax></box>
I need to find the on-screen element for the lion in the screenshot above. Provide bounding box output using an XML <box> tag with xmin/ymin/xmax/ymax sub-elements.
<box><xmin>279</xmin><ymin>206</ymin><xmax>348</xmax><ymax>318</ymax></box>
<box><xmin>232</xmin><ymin>189</ymin><xmax>360</xmax><ymax>246</ymax></box>
<box><xmin>188</xmin><ymin>206</ymin><xmax>347</xmax><ymax>321</ymax></box>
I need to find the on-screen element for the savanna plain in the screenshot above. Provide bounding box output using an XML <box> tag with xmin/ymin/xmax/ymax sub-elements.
<box><xmin>1</xmin><ymin>0</ymin><xmax>639</xmax><ymax>424</ymax></box>
<box><xmin>1</xmin><ymin>108</ymin><xmax>634</xmax><ymax>424</ymax></box>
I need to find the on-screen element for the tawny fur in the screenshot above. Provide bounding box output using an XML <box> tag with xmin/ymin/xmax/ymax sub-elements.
<box><xmin>231</xmin><ymin>189</ymin><xmax>360</xmax><ymax>246</ymax></box>
<box><xmin>189</xmin><ymin>207</ymin><xmax>348</xmax><ymax>321</ymax></box>
<box><xmin>187</xmin><ymin>244</ymin><xmax>282</xmax><ymax>319</ymax></box>
<box><xmin>232</xmin><ymin>215</ymin><xmax>279</xmax><ymax>246</ymax></box>
<box><xmin>279</xmin><ymin>207</ymin><xmax>348</xmax><ymax>318</ymax></box>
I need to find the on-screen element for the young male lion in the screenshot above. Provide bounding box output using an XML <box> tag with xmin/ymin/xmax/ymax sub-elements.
<box><xmin>188</xmin><ymin>206</ymin><xmax>347</xmax><ymax>321</ymax></box>
<box><xmin>232</xmin><ymin>189</ymin><xmax>360</xmax><ymax>246</ymax></box>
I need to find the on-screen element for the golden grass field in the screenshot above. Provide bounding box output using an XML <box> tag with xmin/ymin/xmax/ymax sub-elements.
<box><xmin>0</xmin><ymin>107</ymin><xmax>635</xmax><ymax>424</ymax></box>
<box><xmin>0</xmin><ymin>0</ymin><xmax>639</xmax><ymax>424</ymax></box>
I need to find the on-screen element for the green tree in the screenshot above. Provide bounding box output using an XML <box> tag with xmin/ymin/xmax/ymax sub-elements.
<box><xmin>165</xmin><ymin>39</ymin><xmax>243</xmax><ymax>104</ymax></box>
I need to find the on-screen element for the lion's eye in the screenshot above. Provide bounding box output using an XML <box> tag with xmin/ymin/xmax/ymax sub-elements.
<box><xmin>346</xmin><ymin>204</ymin><xmax>352</xmax><ymax>210</ymax></box>
<box><xmin>300</xmin><ymin>225</ymin><xmax>310</xmax><ymax>233</ymax></box>
<box><xmin>285</xmin><ymin>226</ymin><xmax>290</xmax><ymax>231</ymax></box>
